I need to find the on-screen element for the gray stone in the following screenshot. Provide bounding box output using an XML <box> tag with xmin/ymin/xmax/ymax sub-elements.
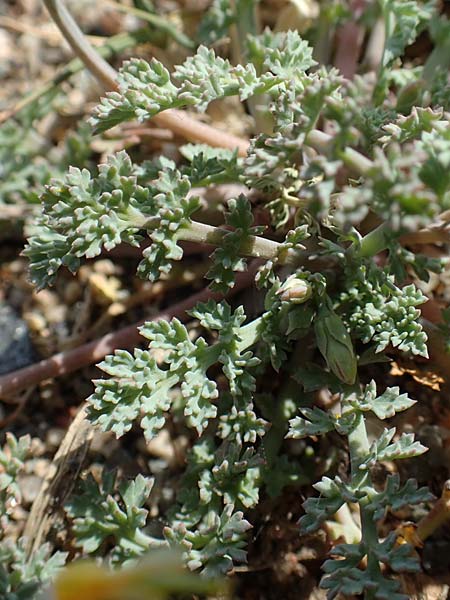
<box><xmin>0</xmin><ymin>304</ymin><xmax>35</xmax><ymax>375</ymax></box>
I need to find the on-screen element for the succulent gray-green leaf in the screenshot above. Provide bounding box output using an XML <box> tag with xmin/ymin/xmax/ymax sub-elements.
<box><xmin>355</xmin><ymin>382</ymin><xmax>416</xmax><ymax>420</ymax></box>
<box><xmin>141</xmin><ymin>318</ymin><xmax>218</xmax><ymax>434</ymax></box>
<box><xmin>218</xmin><ymin>407</ymin><xmax>269</xmax><ymax>444</ymax></box>
<box><xmin>88</xmin><ymin>349</ymin><xmax>173</xmax><ymax>440</ymax></box>
<box><xmin>341</xmin><ymin>268</ymin><xmax>428</xmax><ymax>357</ymax></box>
<box><xmin>287</xmin><ymin>407</ymin><xmax>335</xmax><ymax>438</ymax></box>
<box><xmin>0</xmin><ymin>539</ymin><xmax>66</xmax><ymax>600</ymax></box>
<box><xmin>165</xmin><ymin>504</ymin><xmax>252</xmax><ymax>577</ymax></box>
<box><xmin>91</xmin><ymin>47</ymin><xmax>277</xmax><ymax>133</ymax></box>
<box><xmin>65</xmin><ymin>472</ymin><xmax>154</xmax><ymax>563</ymax></box>
<box><xmin>371</xmin><ymin>474</ymin><xmax>433</xmax><ymax>520</ymax></box>
<box><xmin>24</xmin><ymin>151</ymin><xmax>147</xmax><ymax>288</ymax></box>
<box><xmin>300</xmin><ymin>476</ymin><xmax>356</xmax><ymax>533</ymax></box>
<box><xmin>374</xmin><ymin>429</ymin><xmax>428</xmax><ymax>462</ymax></box>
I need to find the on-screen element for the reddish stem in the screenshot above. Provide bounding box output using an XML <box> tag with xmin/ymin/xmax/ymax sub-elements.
<box><xmin>333</xmin><ymin>0</ymin><xmax>367</xmax><ymax>80</ymax></box>
<box><xmin>0</xmin><ymin>266</ymin><xmax>259</xmax><ymax>400</ymax></box>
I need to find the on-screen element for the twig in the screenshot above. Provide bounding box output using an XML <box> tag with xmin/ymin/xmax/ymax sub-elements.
<box><xmin>0</xmin><ymin>265</ymin><xmax>259</xmax><ymax>399</ymax></box>
<box><xmin>416</xmin><ymin>480</ymin><xmax>450</xmax><ymax>543</ymax></box>
<box><xmin>43</xmin><ymin>0</ymin><xmax>118</xmax><ymax>88</ymax></box>
<box><xmin>42</xmin><ymin>0</ymin><xmax>249</xmax><ymax>156</ymax></box>
<box><xmin>23</xmin><ymin>403</ymin><xmax>94</xmax><ymax>557</ymax></box>
<box><xmin>400</xmin><ymin>227</ymin><xmax>450</xmax><ymax>246</ymax></box>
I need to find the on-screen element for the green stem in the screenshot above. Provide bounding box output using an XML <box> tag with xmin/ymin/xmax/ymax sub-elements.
<box><xmin>185</xmin><ymin>221</ymin><xmax>286</xmax><ymax>261</ymax></box>
<box><xmin>235</xmin><ymin>0</ymin><xmax>259</xmax><ymax>44</ymax></box>
<box><xmin>340</xmin><ymin>147</ymin><xmax>373</xmax><ymax>176</ymax></box>
<box><xmin>347</xmin><ymin>412</ymin><xmax>370</xmax><ymax>479</ymax></box>
<box><xmin>360</xmin><ymin>504</ymin><xmax>382</xmax><ymax>600</ymax></box>
<box><xmin>313</xmin><ymin>10</ymin><xmax>334</xmax><ymax>66</ymax></box>
<box><xmin>139</xmin><ymin>217</ymin><xmax>300</xmax><ymax>264</ymax></box>
<box><xmin>347</xmin><ymin>407</ymin><xmax>382</xmax><ymax>599</ymax></box>
<box><xmin>371</xmin><ymin>1</ymin><xmax>391</xmax><ymax>105</ymax></box>
<box><xmin>231</xmin><ymin>0</ymin><xmax>273</xmax><ymax>133</ymax></box>
<box><xmin>305</xmin><ymin>130</ymin><xmax>373</xmax><ymax>176</ymax></box>
<box><xmin>229</xmin><ymin>0</ymin><xmax>257</xmax><ymax>69</ymax></box>
<box><xmin>262</xmin><ymin>338</ymin><xmax>312</xmax><ymax>467</ymax></box>
<box><xmin>237</xmin><ymin>316</ymin><xmax>263</xmax><ymax>350</ymax></box>
<box><xmin>263</xmin><ymin>377</ymin><xmax>300</xmax><ymax>467</ymax></box>
<box><xmin>422</xmin><ymin>37</ymin><xmax>450</xmax><ymax>86</ymax></box>
<box><xmin>355</xmin><ymin>223</ymin><xmax>390</xmax><ymax>258</ymax></box>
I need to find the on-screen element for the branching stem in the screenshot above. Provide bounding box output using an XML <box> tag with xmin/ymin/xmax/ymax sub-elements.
<box><xmin>43</xmin><ymin>0</ymin><xmax>381</xmax><ymax>170</ymax></box>
<box><xmin>346</xmin><ymin>401</ymin><xmax>382</xmax><ymax>599</ymax></box>
<box><xmin>135</xmin><ymin>217</ymin><xmax>299</xmax><ymax>264</ymax></box>
<box><xmin>180</xmin><ymin>221</ymin><xmax>297</xmax><ymax>263</ymax></box>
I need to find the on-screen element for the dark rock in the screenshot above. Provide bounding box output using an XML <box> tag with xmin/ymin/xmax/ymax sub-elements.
<box><xmin>0</xmin><ymin>304</ymin><xmax>35</xmax><ymax>375</ymax></box>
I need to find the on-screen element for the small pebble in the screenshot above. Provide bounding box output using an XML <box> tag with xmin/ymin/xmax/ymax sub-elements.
<box><xmin>19</xmin><ymin>474</ymin><xmax>43</xmax><ymax>505</ymax></box>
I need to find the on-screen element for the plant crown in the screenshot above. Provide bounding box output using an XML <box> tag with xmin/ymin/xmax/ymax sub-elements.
<box><xmin>3</xmin><ymin>0</ymin><xmax>450</xmax><ymax>597</ymax></box>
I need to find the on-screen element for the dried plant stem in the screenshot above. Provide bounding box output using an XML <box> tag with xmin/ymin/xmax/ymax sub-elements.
<box><xmin>0</xmin><ymin>266</ymin><xmax>258</xmax><ymax>399</ymax></box>
<box><xmin>416</xmin><ymin>480</ymin><xmax>450</xmax><ymax>542</ymax></box>
<box><xmin>43</xmin><ymin>0</ymin><xmax>118</xmax><ymax>89</ymax></box>
<box><xmin>400</xmin><ymin>227</ymin><xmax>450</xmax><ymax>246</ymax></box>
<box><xmin>23</xmin><ymin>403</ymin><xmax>94</xmax><ymax>557</ymax></box>
<box><xmin>43</xmin><ymin>0</ymin><xmax>249</xmax><ymax>155</ymax></box>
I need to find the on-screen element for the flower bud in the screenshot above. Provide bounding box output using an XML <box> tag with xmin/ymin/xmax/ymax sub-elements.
<box><xmin>314</xmin><ymin>304</ymin><xmax>357</xmax><ymax>385</ymax></box>
<box><xmin>277</xmin><ymin>275</ymin><xmax>312</xmax><ymax>304</ymax></box>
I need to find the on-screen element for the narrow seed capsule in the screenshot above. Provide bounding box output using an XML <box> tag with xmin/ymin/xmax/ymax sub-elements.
<box><xmin>277</xmin><ymin>275</ymin><xmax>312</xmax><ymax>304</ymax></box>
<box><xmin>314</xmin><ymin>304</ymin><xmax>357</xmax><ymax>385</ymax></box>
